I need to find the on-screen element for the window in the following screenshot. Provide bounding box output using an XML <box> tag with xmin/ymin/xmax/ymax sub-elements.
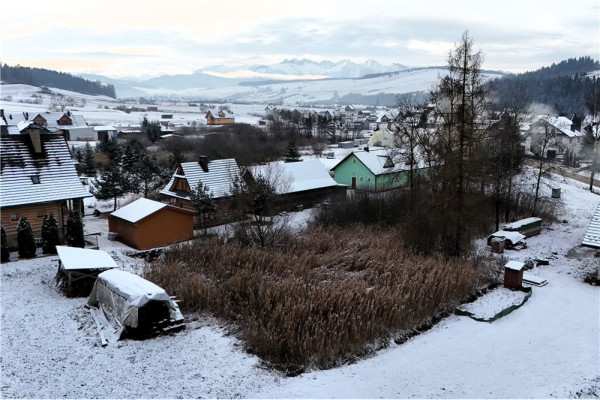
<box><xmin>31</xmin><ymin>175</ymin><xmax>41</xmax><ymax>184</ymax></box>
<box><xmin>37</xmin><ymin>210</ymin><xmax>44</xmax><ymax>217</ymax></box>
<box><xmin>10</xmin><ymin>213</ymin><xmax>18</xmax><ymax>221</ymax></box>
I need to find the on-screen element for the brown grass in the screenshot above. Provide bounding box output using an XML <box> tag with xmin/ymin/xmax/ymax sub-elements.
<box><xmin>145</xmin><ymin>224</ymin><xmax>499</xmax><ymax>370</ymax></box>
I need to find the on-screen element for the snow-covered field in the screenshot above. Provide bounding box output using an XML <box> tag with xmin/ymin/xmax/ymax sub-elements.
<box><xmin>1</xmin><ymin>170</ymin><xmax>599</xmax><ymax>398</ymax></box>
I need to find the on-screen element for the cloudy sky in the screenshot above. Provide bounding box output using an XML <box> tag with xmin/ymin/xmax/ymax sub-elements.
<box><xmin>2</xmin><ymin>0</ymin><xmax>598</xmax><ymax>78</ymax></box>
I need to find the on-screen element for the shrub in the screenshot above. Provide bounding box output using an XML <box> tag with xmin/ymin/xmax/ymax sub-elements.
<box><xmin>66</xmin><ymin>211</ymin><xmax>84</xmax><ymax>248</ymax></box>
<box><xmin>1</xmin><ymin>226</ymin><xmax>10</xmax><ymax>262</ymax></box>
<box><xmin>16</xmin><ymin>217</ymin><xmax>36</xmax><ymax>258</ymax></box>
<box><xmin>42</xmin><ymin>214</ymin><xmax>61</xmax><ymax>254</ymax></box>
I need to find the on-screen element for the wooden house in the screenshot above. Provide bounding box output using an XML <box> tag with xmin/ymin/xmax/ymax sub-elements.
<box><xmin>205</xmin><ymin>109</ymin><xmax>235</xmax><ymax>125</ymax></box>
<box><xmin>108</xmin><ymin>198</ymin><xmax>194</xmax><ymax>250</ymax></box>
<box><xmin>0</xmin><ymin>125</ymin><xmax>91</xmax><ymax>248</ymax></box>
<box><xmin>160</xmin><ymin>157</ymin><xmax>241</xmax><ymax>214</ymax></box>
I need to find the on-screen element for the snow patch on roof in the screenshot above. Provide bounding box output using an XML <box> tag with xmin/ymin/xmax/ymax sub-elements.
<box><xmin>250</xmin><ymin>159</ymin><xmax>337</xmax><ymax>194</ymax></box>
<box><xmin>110</xmin><ymin>198</ymin><xmax>167</xmax><ymax>223</ymax></box>
<box><xmin>56</xmin><ymin>246</ymin><xmax>118</xmax><ymax>271</ymax></box>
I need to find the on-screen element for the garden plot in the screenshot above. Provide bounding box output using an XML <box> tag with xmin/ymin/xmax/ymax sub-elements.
<box><xmin>457</xmin><ymin>287</ymin><xmax>529</xmax><ymax>319</ymax></box>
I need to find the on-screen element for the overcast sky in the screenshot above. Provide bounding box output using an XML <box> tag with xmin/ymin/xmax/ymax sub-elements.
<box><xmin>2</xmin><ymin>0</ymin><xmax>598</xmax><ymax>79</ymax></box>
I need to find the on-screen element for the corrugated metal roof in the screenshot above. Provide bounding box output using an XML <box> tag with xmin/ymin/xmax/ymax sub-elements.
<box><xmin>582</xmin><ymin>202</ymin><xmax>600</xmax><ymax>249</ymax></box>
<box><xmin>160</xmin><ymin>159</ymin><xmax>241</xmax><ymax>200</ymax></box>
<box><xmin>0</xmin><ymin>134</ymin><xmax>91</xmax><ymax>207</ymax></box>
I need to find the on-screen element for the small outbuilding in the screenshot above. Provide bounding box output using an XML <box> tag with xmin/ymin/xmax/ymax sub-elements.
<box><xmin>487</xmin><ymin>230</ymin><xmax>526</xmax><ymax>249</ymax></box>
<box><xmin>504</xmin><ymin>260</ymin><xmax>525</xmax><ymax>289</ymax></box>
<box><xmin>87</xmin><ymin>269</ymin><xmax>184</xmax><ymax>340</ymax></box>
<box><xmin>55</xmin><ymin>246</ymin><xmax>118</xmax><ymax>297</ymax></box>
<box><xmin>109</xmin><ymin>198</ymin><xmax>195</xmax><ymax>250</ymax></box>
<box><xmin>503</xmin><ymin>217</ymin><xmax>542</xmax><ymax>238</ymax></box>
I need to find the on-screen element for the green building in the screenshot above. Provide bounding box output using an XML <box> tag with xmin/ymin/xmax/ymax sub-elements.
<box><xmin>331</xmin><ymin>149</ymin><xmax>425</xmax><ymax>191</ymax></box>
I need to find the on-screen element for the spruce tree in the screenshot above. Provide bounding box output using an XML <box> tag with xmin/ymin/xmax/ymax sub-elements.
<box><xmin>16</xmin><ymin>217</ymin><xmax>37</xmax><ymax>258</ymax></box>
<box><xmin>42</xmin><ymin>214</ymin><xmax>60</xmax><ymax>254</ymax></box>
<box><xmin>1</xmin><ymin>226</ymin><xmax>10</xmax><ymax>263</ymax></box>
<box><xmin>82</xmin><ymin>142</ymin><xmax>96</xmax><ymax>176</ymax></box>
<box><xmin>91</xmin><ymin>163</ymin><xmax>133</xmax><ymax>211</ymax></box>
<box><xmin>66</xmin><ymin>211</ymin><xmax>85</xmax><ymax>248</ymax></box>
<box><xmin>190</xmin><ymin>182</ymin><xmax>217</xmax><ymax>235</ymax></box>
<box><xmin>284</xmin><ymin>139</ymin><xmax>301</xmax><ymax>162</ymax></box>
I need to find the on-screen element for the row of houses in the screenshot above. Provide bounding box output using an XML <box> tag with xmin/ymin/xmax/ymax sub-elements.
<box><xmin>0</xmin><ymin>109</ymin><xmax>117</xmax><ymax>141</ymax></box>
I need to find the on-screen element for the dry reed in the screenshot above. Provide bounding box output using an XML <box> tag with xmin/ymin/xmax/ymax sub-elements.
<box><xmin>145</xmin><ymin>224</ymin><xmax>499</xmax><ymax>370</ymax></box>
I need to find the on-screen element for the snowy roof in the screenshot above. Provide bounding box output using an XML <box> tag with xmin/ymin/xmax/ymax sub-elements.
<box><xmin>160</xmin><ymin>158</ymin><xmax>241</xmax><ymax>200</ymax></box>
<box><xmin>56</xmin><ymin>246</ymin><xmax>118</xmax><ymax>271</ymax></box>
<box><xmin>93</xmin><ymin>126</ymin><xmax>117</xmax><ymax>131</ymax></box>
<box><xmin>250</xmin><ymin>160</ymin><xmax>338</xmax><ymax>194</ymax></box>
<box><xmin>488</xmin><ymin>230</ymin><xmax>526</xmax><ymax>245</ymax></box>
<box><xmin>95</xmin><ymin>269</ymin><xmax>171</xmax><ymax>307</ymax></box>
<box><xmin>0</xmin><ymin>134</ymin><xmax>91</xmax><ymax>207</ymax></box>
<box><xmin>503</xmin><ymin>217</ymin><xmax>542</xmax><ymax>230</ymax></box>
<box><xmin>332</xmin><ymin>149</ymin><xmax>406</xmax><ymax>176</ymax></box>
<box><xmin>505</xmin><ymin>261</ymin><xmax>525</xmax><ymax>271</ymax></box>
<box><xmin>536</xmin><ymin>115</ymin><xmax>584</xmax><ymax>138</ymax></box>
<box><xmin>582</xmin><ymin>202</ymin><xmax>600</xmax><ymax>248</ymax></box>
<box><xmin>111</xmin><ymin>198</ymin><xmax>168</xmax><ymax>223</ymax></box>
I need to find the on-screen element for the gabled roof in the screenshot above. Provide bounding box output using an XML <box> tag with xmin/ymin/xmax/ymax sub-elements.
<box><xmin>249</xmin><ymin>160</ymin><xmax>338</xmax><ymax>194</ymax></box>
<box><xmin>160</xmin><ymin>159</ymin><xmax>241</xmax><ymax>200</ymax></box>
<box><xmin>582</xmin><ymin>202</ymin><xmax>600</xmax><ymax>249</ymax></box>
<box><xmin>332</xmin><ymin>149</ymin><xmax>402</xmax><ymax>176</ymax></box>
<box><xmin>534</xmin><ymin>115</ymin><xmax>584</xmax><ymax>138</ymax></box>
<box><xmin>0</xmin><ymin>133</ymin><xmax>91</xmax><ymax>207</ymax></box>
<box><xmin>111</xmin><ymin>198</ymin><xmax>169</xmax><ymax>223</ymax></box>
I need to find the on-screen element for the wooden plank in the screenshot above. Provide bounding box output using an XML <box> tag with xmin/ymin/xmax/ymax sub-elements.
<box><xmin>88</xmin><ymin>307</ymin><xmax>108</xmax><ymax>347</ymax></box>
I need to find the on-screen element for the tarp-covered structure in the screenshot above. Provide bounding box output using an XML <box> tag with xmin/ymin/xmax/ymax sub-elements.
<box><xmin>87</xmin><ymin>269</ymin><xmax>184</xmax><ymax>340</ymax></box>
<box><xmin>487</xmin><ymin>230</ymin><xmax>526</xmax><ymax>248</ymax></box>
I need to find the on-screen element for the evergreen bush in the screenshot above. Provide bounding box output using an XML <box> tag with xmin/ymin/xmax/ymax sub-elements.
<box><xmin>16</xmin><ymin>217</ymin><xmax>36</xmax><ymax>258</ymax></box>
<box><xmin>42</xmin><ymin>214</ymin><xmax>61</xmax><ymax>254</ymax></box>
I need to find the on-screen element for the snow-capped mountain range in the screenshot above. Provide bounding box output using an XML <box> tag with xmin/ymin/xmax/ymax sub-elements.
<box><xmin>202</xmin><ymin>58</ymin><xmax>407</xmax><ymax>79</ymax></box>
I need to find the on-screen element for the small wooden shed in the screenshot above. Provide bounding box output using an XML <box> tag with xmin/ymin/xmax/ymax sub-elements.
<box><xmin>109</xmin><ymin>198</ymin><xmax>194</xmax><ymax>250</ymax></box>
<box><xmin>504</xmin><ymin>261</ymin><xmax>525</xmax><ymax>289</ymax></box>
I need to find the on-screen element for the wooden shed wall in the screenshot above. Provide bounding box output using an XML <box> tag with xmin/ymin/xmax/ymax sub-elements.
<box><xmin>109</xmin><ymin>207</ymin><xmax>194</xmax><ymax>250</ymax></box>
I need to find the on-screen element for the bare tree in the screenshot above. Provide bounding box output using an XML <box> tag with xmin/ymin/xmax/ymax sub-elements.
<box><xmin>530</xmin><ymin>124</ymin><xmax>555</xmax><ymax>216</ymax></box>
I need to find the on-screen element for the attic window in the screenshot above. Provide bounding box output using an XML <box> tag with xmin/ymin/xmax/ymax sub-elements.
<box><xmin>31</xmin><ymin>175</ymin><xmax>41</xmax><ymax>184</ymax></box>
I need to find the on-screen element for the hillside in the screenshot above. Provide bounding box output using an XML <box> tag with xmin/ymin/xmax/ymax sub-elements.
<box><xmin>489</xmin><ymin>56</ymin><xmax>599</xmax><ymax>115</ymax></box>
<box><xmin>0</xmin><ymin>64</ymin><xmax>116</xmax><ymax>99</ymax></box>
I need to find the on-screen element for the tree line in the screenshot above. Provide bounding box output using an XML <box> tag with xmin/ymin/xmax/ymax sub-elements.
<box><xmin>489</xmin><ymin>56</ymin><xmax>600</xmax><ymax>115</ymax></box>
<box><xmin>0</xmin><ymin>63</ymin><xmax>117</xmax><ymax>98</ymax></box>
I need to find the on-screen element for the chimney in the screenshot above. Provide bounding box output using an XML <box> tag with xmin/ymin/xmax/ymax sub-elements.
<box><xmin>29</xmin><ymin>128</ymin><xmax>43</xmax><ymax>154</ymax></box>
<box><xmin>198</xmin><ymin>155</ymin><xmax>209</xmax><ymax>172</ymax></box>
<box><xmin>0</xmin><ymin>109</ymin><xmax>4</xmax><ymax>119</ymax></box>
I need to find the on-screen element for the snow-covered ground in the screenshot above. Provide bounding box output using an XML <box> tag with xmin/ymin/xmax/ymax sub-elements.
<box><xmin>1</xmin><ymin>173</ymin><xmax>599</xmax><ymax>398</ymax></box>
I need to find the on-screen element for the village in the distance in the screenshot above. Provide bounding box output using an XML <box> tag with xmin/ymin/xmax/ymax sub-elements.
<box><xmin>1</xmin><ymin>25</ymin><xmax>599</xmax><ymax>400</ymax></box>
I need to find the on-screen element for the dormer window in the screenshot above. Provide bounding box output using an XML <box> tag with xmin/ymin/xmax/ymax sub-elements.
<box><xmin>31</xmin><ymin>175</ymin><xmax>41</xmax><ymax>184</ymax></box>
